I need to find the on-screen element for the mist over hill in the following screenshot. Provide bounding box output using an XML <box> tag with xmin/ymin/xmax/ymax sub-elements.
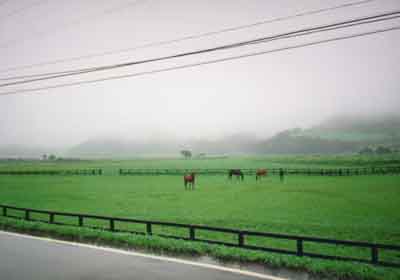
<box><xmin>65</xmin><ymin>114</ymin><xmax>400</xmax><ymax>157</ymax></box>
<box><xmin>1</xmin><ymin>114</ymin><xmax>399</xmax><ymax>158</ymax></box>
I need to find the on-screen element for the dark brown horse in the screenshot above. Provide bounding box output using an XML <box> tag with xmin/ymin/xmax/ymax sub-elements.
<box><xmin>184</xmin><ymin>172</ymin><xmax>196</xmax><ymax>190</ymax></box>
<box><xmin>228</xmin><ymin>169</ymin><xmax>244</xmax><ymax>180</ymax></box>
<box><xmin>256</xmin><ymin>168</ymin><xmax>268</xmax><ymax>180</ymax></box>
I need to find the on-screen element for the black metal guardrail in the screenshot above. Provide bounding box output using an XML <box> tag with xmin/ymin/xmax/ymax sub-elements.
<box><xmin>1</xmin><ymin>204</ymin><xmax>399</xmax><ymax>268</ymax></box>
<box><xmin>119</xmin><ymin>166</ymin><xmax>400</xmax><ymax>176</ymax></box>
<box><xmin>0</xmin><ymin>169</ymin><xmax>102</xmax><ymax>176</ymax></box>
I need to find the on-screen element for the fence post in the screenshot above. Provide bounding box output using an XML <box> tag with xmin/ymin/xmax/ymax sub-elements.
<box><xmin>146</xmin><ymin>222</ymin><xmax>152</xmax><ymax>235</ymax></box>
<box><xmin>25</xmin><ymin>210</ymin><xmax>30</xmax><ymax>221</ymax></box>
<box><xmin>297</xmin><ymin>239</ymin><xmax>304</xmax><ymax>256</ymax></box>
<box><xmin>79</xmin><ymin>216</ymin><xmax>83</xmax><ymax>227</ymax></box>
<box><xmin>238</xmin><ymin>232</ymin><xmax>244</xmax><ymax>247</ymax></box>
<box><xmin>371</xmin><ymin>246</ymin><xmax>379</xmax><ymax>264</ymax></box>
<box><xmin>189</xmin><ymin>226</ymin><xmax>195</xmax><ymax>240</ymax></box>
<box><xmin>2</xmin><ymin>206</ymin><xmax>7</xmax><ymax>217</ymax></box>
<box><xmin>110</xmin><ymin>219</ymin><xmax>115</xmax><ymax>231</ymax></box>
<box><xmin>49</xmin><ymin>213</ymin><xmax>54</xmax><ymax>224</ymax></box>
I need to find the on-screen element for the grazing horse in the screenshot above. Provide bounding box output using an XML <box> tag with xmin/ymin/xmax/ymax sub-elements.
<box><xmin>184</xmin><ymin>172</ymin><xmax>196</xmax><ymax>190</ymax></box>
<box><xmin>228</xmin><ymin>169</ymin><xmax>244</xmax><ymax>181</ymax></box>
<box><xmin>256</xmin><ymin>168</ymin><xmax>268</xmax><ymax>181</ymax></box>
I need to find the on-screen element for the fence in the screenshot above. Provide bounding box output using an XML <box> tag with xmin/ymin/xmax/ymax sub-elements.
<box><xmin>1</xmin><ymin>204</ymin><xmax>399</xmax><ymax>268</ymax></box>
<box><xmin>119</xmin><ymin>166</ymin><xmax>400</xmax><ymax>176</ymax></box>
<box><xmin>1</xmin><ymin>167</ymin><xmax>398</xmax><ymax>176</ymax></box>
<box><xmin>0</xmin><ymin>169</ymin><xmax>102</xmax><ymax>176</ymax></box>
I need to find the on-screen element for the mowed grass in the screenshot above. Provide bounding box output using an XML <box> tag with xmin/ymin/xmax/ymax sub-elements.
<box><xmin>0</xmin><ymin>174</ymin><xmax>399</xmax><ymax>244</ymax></box>
<box><xmin>1</xmin><ymin>154</ymin><xmax>400</xmax><ymax>175</ymax></box>
<box><xmin>1</xmin><ymin>160</ymin><xmax>400</xmax><ymax>279</ymax></box>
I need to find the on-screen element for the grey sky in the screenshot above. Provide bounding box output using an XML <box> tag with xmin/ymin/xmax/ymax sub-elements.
<box><xmin>0</xmin><ymin>0</ymin><xmax>399</xmax><ymax>148</ymax></box>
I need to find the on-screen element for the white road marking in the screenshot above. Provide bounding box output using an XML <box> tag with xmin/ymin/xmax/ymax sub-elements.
<box><xmin>0</xmin><ymin>230</ymin><xmax>289</xmax><ymax>280</ymax></box>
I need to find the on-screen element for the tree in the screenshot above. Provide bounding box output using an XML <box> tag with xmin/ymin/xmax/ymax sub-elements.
<box><xmin>48</xmin><ymin>154</ymin><xmax>57</xmax><ymax>160</ymax></box>
<box><xmin>359</xmin><ymin>146</ymin><xmax>374</xmax><ymax>155</ymax></box>
<box><xmin>42</xmin><ymin>154</ymin><xmax>47</xmax><ymax>160</ymax></box>
<box><xmin>375</xmin><ymin>146</ymin><xmax>392</xmax><ymax>154</ymax></box>
<box><xmin>180</xmin><ymin>150</ymin><xmax>192</xmax><ymax>159</ymax></box>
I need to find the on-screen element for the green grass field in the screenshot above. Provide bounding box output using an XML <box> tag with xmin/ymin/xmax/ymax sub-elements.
<box><xmin>0</xmin><ymin>155</ymin><xmax>399</xmax><ymax>279</ymax></box>
<box><xmin>1</xmin><ymin>154</ymin><xmax>400</xmax><ymax>174</ymax></box>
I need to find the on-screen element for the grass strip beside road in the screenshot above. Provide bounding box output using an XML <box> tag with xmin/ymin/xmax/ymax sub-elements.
<box><xmin>0</xmin><ymin>216</ymin><xmax>399</xmax><ymax>280</ymax></box>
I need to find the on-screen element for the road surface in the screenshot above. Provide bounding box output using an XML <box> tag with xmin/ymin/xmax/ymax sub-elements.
<box><xmin>0</xmin><ymin>231</ymin><xmax>287</xmax><ymax>280</ymax></box>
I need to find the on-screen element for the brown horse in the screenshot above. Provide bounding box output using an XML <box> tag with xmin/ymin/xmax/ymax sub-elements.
<box><xmin>228</xmin><ymin>169</ymin><xmax>244</xmax><ymax>181</ymax></box>
<box><xmin>256</xmin><ymin>168</ymin><xmax>268</xmax><ymax>181</ymax></box>
<box><xmin>184</xmin><ymin>172</ymin><xmax>196</xmax><ymax>190</ymax></box>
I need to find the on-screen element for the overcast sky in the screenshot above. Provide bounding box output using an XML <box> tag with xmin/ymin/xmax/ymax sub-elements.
<box><xmin>0</xmin><ymin>0</ymin><xmax>399</xmax><ymax>148</ymax></box>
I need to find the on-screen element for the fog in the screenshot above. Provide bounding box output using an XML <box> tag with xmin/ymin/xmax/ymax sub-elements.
<box><xmin>0</xmin><ymin>0</ymin><xmax>399</xmax><ymax>150</ymax></box>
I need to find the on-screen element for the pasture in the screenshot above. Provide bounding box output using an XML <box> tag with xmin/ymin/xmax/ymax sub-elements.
<box><xmin>0</xmin><ymin>174</ymin><xmax>399</xmax><ymax>241</ymax></box>
<box><xmin>0</xmin><ymin>155</ymin><xmax>399</xmax><ymax>279</ymax></box>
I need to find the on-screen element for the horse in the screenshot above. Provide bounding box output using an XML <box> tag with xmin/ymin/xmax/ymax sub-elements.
<box><xmin>184</xmin><ymin>172</ymin><xmax>196</xmax><ymax>190</ymax></box>
<box><xmin>256</xmin><ymin>168</ymin><xmax>268</xmax><ymax>181</ymax></box>
<box><xmin>228</xmin><ymin>169</ymin><xmax>244</xmax><ymax>181</ymax></box>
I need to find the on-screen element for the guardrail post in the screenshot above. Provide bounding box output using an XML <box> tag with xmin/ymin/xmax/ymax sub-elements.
<box><xmin>49</xmin><ymin>213</ymin><xmax>54</xmax><ymax>223</ymax></box>
<box><xmin>189</xmin><ymin>226</ymin><xmax>195</xmax><ymax>240</ymax></box>
<box><xmin>297</xmin><ymin>239</ymin><xmax>304</xmax><ymax>256</ymax></box>
<box><xmin>2</xmin><ymin>206</ymin><xmax>7</xmax><ymax>217</ymax></box>
<box><xmin>79</xmin><ymin>216</ymin><xmax>83</xmax><ymax>227</ymax></box>
<box><xmin>25</xmin><ymin>210</ymin><xmax>30</xmax><ymax>221</ymax></box>
<box><xmin>110</xmin><ymin>219</ymin><xmax>115</xmax><ymax>231</ymax></box>
<box><xmin>371</xmin><ymin>246</ymin><xmax>379</xmax><ymax>264</ymax></box>
<box><xmin>146</xmin><ymin>222</ymin><xmax>152</xmax><ymax>235</ymax></box>
<box><xmin>238</xmin><ymin>232</ymin><xmax>244</xmax><ymax>247</ymax></box>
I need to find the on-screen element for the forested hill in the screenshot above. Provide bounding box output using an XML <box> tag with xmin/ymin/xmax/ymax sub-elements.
<box><xmin>254</xmin><ymin>114</ymin><xmax>400</xmax><ymax>155</ymax></box>
<box><xmin>294</xmin><ymin>114</ymin><xmax>400</xmax><ymax>142</ymax></box>
<box><xmin>66</xmin><ymin>114</ymin><xmax>400</xmax><ymax>156</ymax></box>
<box><xmin>2</xmin><ymin>115</ymin><xmax>399</xmax><ymax>158</ymax></box>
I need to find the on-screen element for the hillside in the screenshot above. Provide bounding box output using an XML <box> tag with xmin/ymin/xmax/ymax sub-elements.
<box><xmin>255</xmin><ymin>114</ymin><xmax>400</xmax><ymax>155</ymax></box>
<box><xmin>294</xmin><ymin>114</ymin><xmax>400</xmax><ymax>143</ymax></box>
<box><xmin>3</xmin><ymin>114</ymin><xmax>398</xmax><ymax>158</ymax></box>
<box><xmin>255</xmin><ymin>130</ymin><xmax>360</xmax><ymax>154</ymax></box>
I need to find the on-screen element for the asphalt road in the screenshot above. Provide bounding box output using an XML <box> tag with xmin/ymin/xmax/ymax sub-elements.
<box><xmin>0</xmin><ymin>231</ymin><xmax>285</xmax><ymax>280</ymax></box>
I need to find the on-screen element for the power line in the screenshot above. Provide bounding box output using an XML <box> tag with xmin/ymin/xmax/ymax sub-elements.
<box><xmin>1</xmin><ymin>25</ymin><xmax>398</xmax><ymax>97</ymax></box>
<box><xmin>0</xmin><ymin>0</ymin><xmax>377</xmax><ymax>74</ymax></box>
<box><xmin>1</xmin><ymin>10</ymin><xmax>399</xmax><ymax>87</ymax></box>
<box><xmin>0</xmin><ymin>0</ymin><xmax>147</xmax><ymax>49</ymax></box>
<box><xmin>3</xmin><ymin>10</ymin><xmax>398</xmax><ymax>84</ymax></box>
